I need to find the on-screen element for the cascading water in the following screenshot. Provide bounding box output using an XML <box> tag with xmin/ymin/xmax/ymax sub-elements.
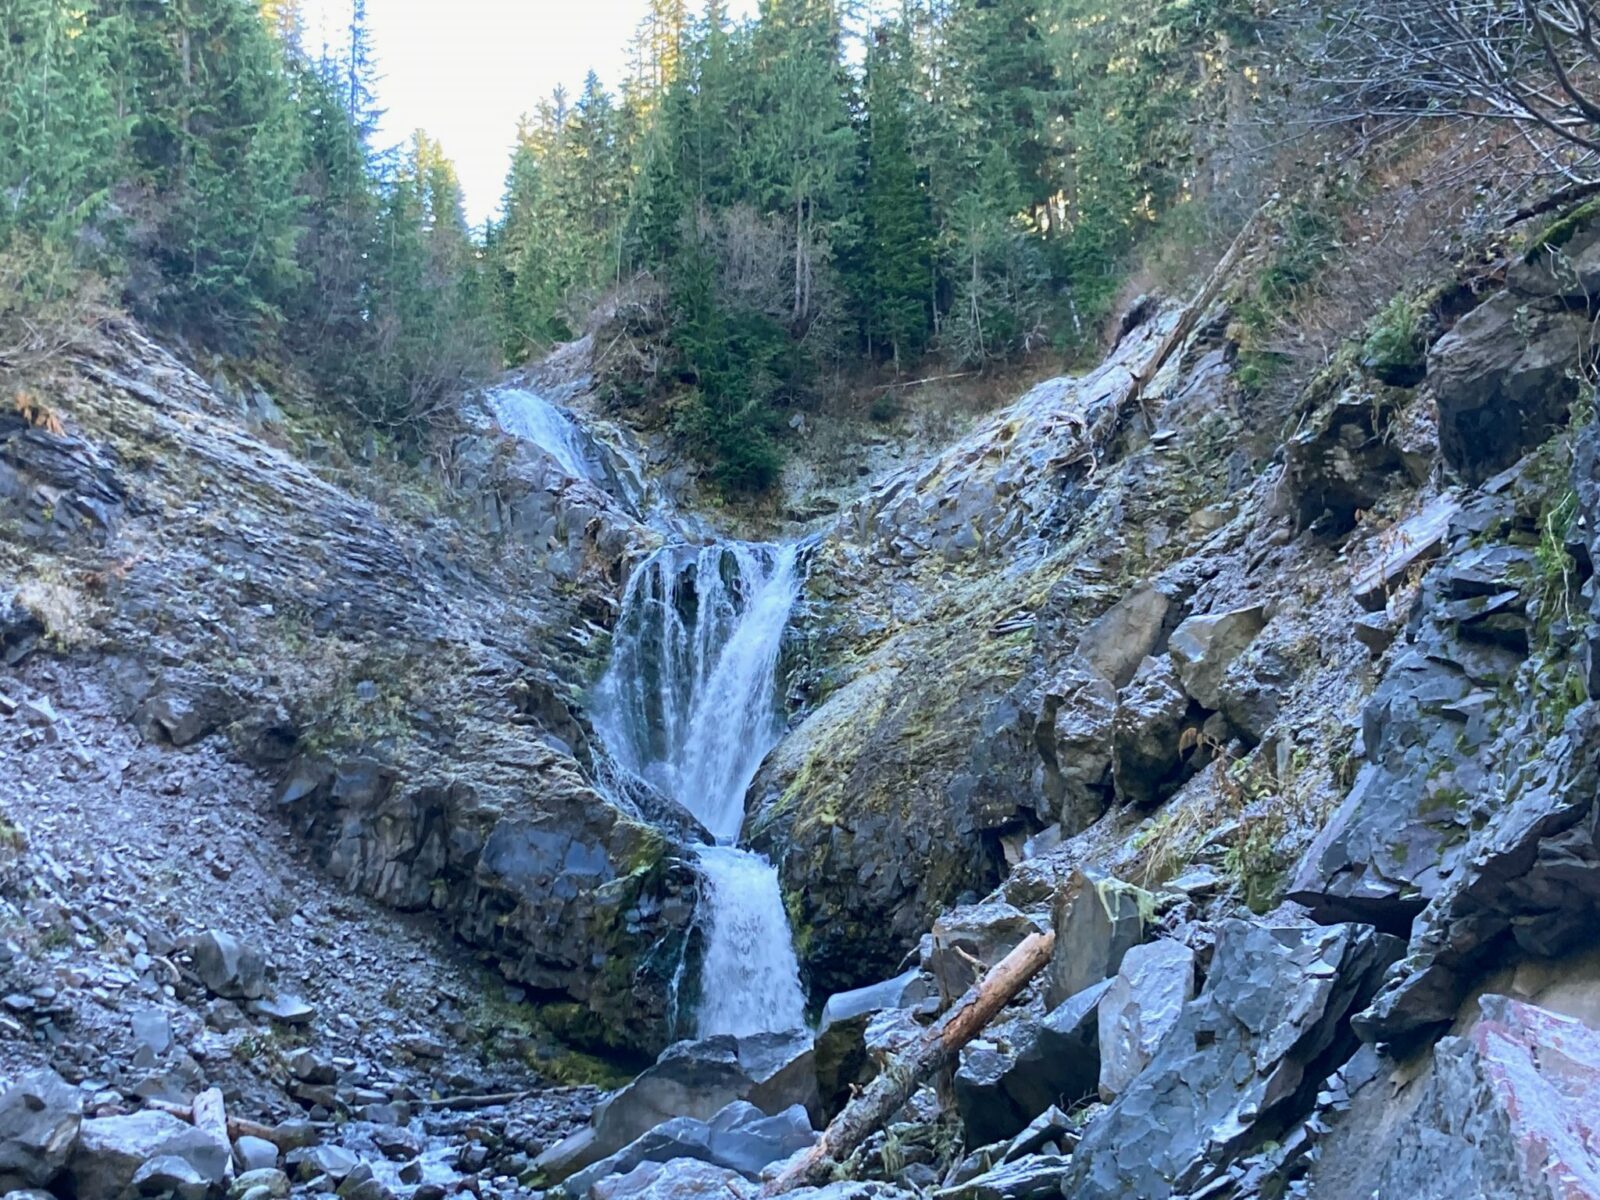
<box><xmin>486</xmin><ymin>386</ymin><xmax>600</xmax><ymax>481</ymax></box>
<box><xmin>592</xmin><ymin>542</ymin><xmax>809</xmax><ymax>1038</ymax></box>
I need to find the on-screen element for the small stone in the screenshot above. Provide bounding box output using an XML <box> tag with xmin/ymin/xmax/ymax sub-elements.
<box><xmin>232</xmin><ymin>1138</ymin><xmax>279</xmax><ymax>1173</ymax></box>
<box><xmin>248</xmin><ymin>996</ymin><xmax>315</xmax><ymax>1025</ymax></box>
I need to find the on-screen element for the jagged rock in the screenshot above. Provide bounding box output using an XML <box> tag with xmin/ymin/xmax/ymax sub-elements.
<box><xmin>285</xmin><ymin>1144</ymin><xmax>359</xmax><ymax>1182</ymax></box>
<box><xmin>1372</xmin><ymin>996</ymin><xmax>1600</xmax><ymax>1199</ymax></box>
<box><xmin>1076</xmin><ymin>589</ymin><xmax>1172</xmax><ymax>689</ymax></box>
<box><xmin>0</xmin><ymin>590</ymin><xmax>44</xmax><ymax>667</ymax></box>
<box><xmin>589</xmin><ymin>1158</ymin><xmax>746</xmax><ymax>1200</ymax></box>
<box><xmin>1000</xmin><ymin>1108</ymin><xmax>1078</xmax><ymax>1163</ymax></box>
<box><xmin>1286</xmin><ymin>383</ymin><xmax>1430</xmax><ymax>532</ymax></box>
<box><xmin>0</xmin><ymin>1070</ymin><xmax>82</xmax><ymax>1190</ymax></box>
<box><xmin>69</xmin><ymin>1111</ymin><xmax>230</xmax><ymax>1200</ymax></box>
<box><xmin>134</xmin><ymin>678</ymin><xmax>235</xmax><ymax>747</ymax></box>
<box><xmin>1045</xmin><ymin>868</ymin><xmax>1149</xmax><ymax>1008</ymax></box>
<box><xmin>1167</xmin><ymin>604</ymin><xmax>1266</xmax><ymax>710</ymax></box>
<box><xmin>1110</xmin><ymin>657</ymin><xmax>1191</xmax><ymax>807</ymax></box>
<box><xmin>131</xmin><ymin>1155</ymin><xmax>211</xmax><ymax>1200</ymax></box>
<box><xmin>954</xmin><ymin>979</ymin><xmax>1111</xmax><ymax>1148</ymax></box>
<box><xmin>0</xmin><ymin>414</ymin><xmax>127</xmax><ymax>545</ymax></box>
<box><xmin>1357</xmin><ymin>704</ymin><xmax>1600</xmax><ymax>1045</ymax></box>
<box><xmin>547</xmin><ymin>1035</ymin><xmax>818</xmax><ymax>1184</ymax></box>
<box><xmin>1349</xmin><ymin>493</ymin><xmax>1460</xmax><ymax>613</ymax></box>
<box><xmin>934</xmin><ymin>1155</ymin><xmax>1070</xmax><ymax>1200</ymax></box>
<box><xmin>1510</xmin><ymin>217</ymin><xmax>1600</xmax><ymax>304</ymax></box>
<box><xmin>1066</xmin><ymin>921</ymin><xmax>1402</xmax><ymax>1200</ymax></box>
<box><xmin>926</xmin><ymin>902</ymin><xmax>1044</xmax><ymax>1000</ymax></box>
<box><xmin>559</xmin><ymin>1102</ymin><xmax>815</xmax><ymax>1199</ymax></box>
<box><xmin>1096</xmin><ymin>938</ymin><xmax>1196</xmax><ymax>1100</ymax></box>
<box><xmin>814</xmin><ymin>970</ymin><xmax>933</xmax><ymax>1117</ymax></box>
<box><xmin>229</xmin><ymin>1168</ymin><xmax>290</xmax><ymax>1199</ymax></box>
<box><xmin>1429</xmin><ymin>292</ymin><xmax>1593</xmax><ymax>483</ymax></box>
<box><xmin>191</xmin><ymin>931</ymin><xmax>268</xmax><ymax>1000</ymax></box>
<box><xmin>246</xmin><ymin>995</ymin><xmax>314</xmax><ymax>1025</ymax></box>
<box><xmin>1034</xmin><ymin>658</ymin><xmax>1117</xmax><ymax>835</ymax></box>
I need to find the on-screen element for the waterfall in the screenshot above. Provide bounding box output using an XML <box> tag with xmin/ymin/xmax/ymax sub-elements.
<box><xmin>592</xmin><ymin>541</ymin><xmax>809</xmax><ymax>1038</ymax></box>
<box><xmin>595</xmin><ymin>543</ymin><xmax>800</xmax><ymax>843</ymax></box>
<box><xmin>486</xmin><ymin>386</ymin><xmax>599</xmax><ymax>481</ymax></box>
<box><xmin>693</xmin><ymin>845</ymin><xmax>807</xmax><ymax>1037</ymax></box>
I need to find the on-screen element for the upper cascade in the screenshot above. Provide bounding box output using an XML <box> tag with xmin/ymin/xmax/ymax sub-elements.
<box><xmin>485</xmin><ymin>385</ymin><xmax>604</xmax><ymax>483</ymax></box>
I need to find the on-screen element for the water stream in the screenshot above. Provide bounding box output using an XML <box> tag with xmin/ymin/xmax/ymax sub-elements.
<box><xmin>490</xmin><ymin>393</ymin><xmax>809</xmax><ymax>1038</ymax></box>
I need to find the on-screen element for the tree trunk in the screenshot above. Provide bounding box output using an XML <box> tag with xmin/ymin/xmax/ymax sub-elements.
<box><xmin>763</xmin><ymin>930</ymin><xmax>1056</xmax><ymax>1196</ymax></box>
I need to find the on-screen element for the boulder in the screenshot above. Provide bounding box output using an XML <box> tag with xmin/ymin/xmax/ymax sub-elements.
<box><xmin>1034</xmin><ymin>658</ymin><xmax>1118</xmax><ymax>836</ymax></box>
<box><xmin>1286</xmin><ymin>383</ymin><xmax>1431</xmax><ymax>532</ymax></box>
<box><xmin>70</xmin><ymin>1111</ymin><xmax>230</xmax><ymax>1200</ymax></box>
<box><xmin>1166</xmin><ymin>605</ymin><xmax>1266</xmax><ymax>710</ymax></box>
<box><xmin>1357</xmin><ymin>704</ymin><xmax>1600</xmax><ymax>1045</ymax></box>
<box><xmin>560</xmin><ymin>1102</ymin><xmax>815</xmax><ymax>1199</ymax></box>
<box><xmin>1075</xmin><ymin>589</ymin><xmax>1171</xmax><ymax>689</ymax></box>
<box><xmin>135</xmin><ymin>679</ymin><xmax>235</xmax><ymax>747</ymax></box>
<box><xmin>232</xmin><ymin>1138</ymin><xmax>279</xmax><ymax>1173</ymax></box>
<box><xmin>131</xmin><ymin>1155</ymin><xmax>211</xmax><ymax>1200</ymax></box>
<box><xmin>191</xmin><ymin>931</ymin><xmax>268</xmax><ymax>1001</ymax></box>
<box><xmin>1096</xmin><ymin>939</ymin><xmax>1195</xmax><ymax>1100</ymax></box>
<box><xmin>1509</xmin><ymin>216</ymin><xmax>1600</xmax><ymax>303</ymax></box>
<box><xmin>814</xmin><ymin>970</ymin><xmax>933</xmax><ymax>1117</ymax></box>
<box><xmin>936</xmin><ymin>1155</ymin><xmax>1070</xmax><ymax>1200</ymax></box>
<box><xmin>1066</xmin><ymin>921</ymin><xmax>1402</xmax><ymax>1200</ymax></box>
<box><xmin>1110</xmin><ymin>657</ymin><xmax>1191</xmax><ymax>807</ymax></box>
<box><xmin>1372</xmin><ymin>996</ymin><xmax>1600</xmax><ymax>1199</ymax></box>
<box><xmin>1429</xmin><ymin>292</ymin><xmax>1593</xmax><ymax>484</ymax></box>
<box><xmin>0</xmin><ymin>1070</ymin><xmax>82</xmax><ymax>1190</ymax></box>
<box><xmin>926</xmin><ymin>902</ymin><xmax>1044</xmax><ymax>1001</ymax></box>
<box><xmin>1044</xmin><ymin>868</ymin><xmax>1149</xmax><ymax>1008</ymax></box>
<box><xmin>954</xmin><ymin>979</ymin><xmax>1110</xmax><ymax>1147</ymax></box>
<box><xmin>589</xmin><ymin>1159</ymin><xmax>746</xmax><ymax>1200</ymax></box>
<box><xmin>554</xmin><ymin>1034</ymin><xmax>817</xmax><ymax>1184</ymax></box>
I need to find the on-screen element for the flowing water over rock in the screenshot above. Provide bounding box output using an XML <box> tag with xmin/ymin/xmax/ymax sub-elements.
<box><xmin>485</xmin><ymin>385</ymin><xmax>601</xmax><ymax>481</ymax></box>
<box><xmin>592</xmin><ymin>542</ymin><xmax>809</xmax><ymax>1037</ymax></box>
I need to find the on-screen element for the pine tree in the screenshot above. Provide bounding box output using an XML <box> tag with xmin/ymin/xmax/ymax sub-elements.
<box><xmin>862</xmin><ymin>20</ymin><xmax>933</xmax><ymax>368</ymax></box>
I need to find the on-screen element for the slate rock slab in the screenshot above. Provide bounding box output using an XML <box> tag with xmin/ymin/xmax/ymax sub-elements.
<box><xmin>1066</xmin><ymin>920</ymin><xmax>1401</xmax><ymax>1200</ymax></box>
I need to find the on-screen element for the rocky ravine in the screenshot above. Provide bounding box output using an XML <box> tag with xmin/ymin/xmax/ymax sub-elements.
<box><xmin>6</xmin><ymin>209</ymin><xmax>1600</xmax><ymax>1200</ymax></box>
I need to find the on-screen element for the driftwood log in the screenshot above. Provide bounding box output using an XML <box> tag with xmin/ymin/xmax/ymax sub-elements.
<box><xmin>763</xmin><ymin>929</ymin><xmax>1057</xmax><ymax>1195</ymax></box>
<box><xmin>143</xmin><ymin>1096</ymin><xmax>291</xmax><ymax>1149</ymax></box>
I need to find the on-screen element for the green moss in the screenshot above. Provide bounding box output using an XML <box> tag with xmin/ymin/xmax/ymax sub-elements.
<box><xmin>1524</xmin><ymin>197</ymin><xmax>1600</xmax><ymax>260</ymax></box>
<box><xmin>1361</xmin><ymin>295</ymin><xmax>1426</xmax><ymax>379</ymax></box>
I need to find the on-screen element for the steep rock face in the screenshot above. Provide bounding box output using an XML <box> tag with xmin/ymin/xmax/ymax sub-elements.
<box><xmin>0</xmin><ymin>320</ymin><xmax>691</xmax><ymax>1055</ymax></box>
<box><xmin>747</xmin><ymin>312</ymin><xmax>1246</xmax><ymax>994</ymax></box>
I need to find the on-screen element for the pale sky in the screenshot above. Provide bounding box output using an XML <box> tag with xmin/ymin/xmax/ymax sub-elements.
<box><xmin>300</xmin><ymin>0</ymin><xmax>757</xmax><ymax>226</ymax></box>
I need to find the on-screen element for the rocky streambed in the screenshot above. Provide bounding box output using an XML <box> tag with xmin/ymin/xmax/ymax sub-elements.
<box><xmin>7</xmin><ymin>213</ymin><xmax>1600</xmax><ymax>1200</ymax></box>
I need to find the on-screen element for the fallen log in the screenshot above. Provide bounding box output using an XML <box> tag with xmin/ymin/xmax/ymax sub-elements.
<box><xmin>192</xmin><ymin>1088</ymin><xmax>234</xmax><ymax>1181</ymax></box>
<box><xmin>142</xmin><ymin>1096</ymin><xmax>296</xmax><ymax>1149</ymax></box>
<box><xmin>763</xmin><ymin>929</ymin><xmax>1056</xmax><ymax>1195</ymax></box>
<box><xmin>417</xmin><ymin>1089</ymin><xmax>537</xmax><ymax>1111</ymax></box>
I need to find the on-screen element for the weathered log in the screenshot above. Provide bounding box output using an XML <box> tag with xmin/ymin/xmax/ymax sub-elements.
<box><xmin>142</xmin><ymin>1097</ymin><xmax>293</xmax><ymax>1149</ymax></box>
<box><xmin>192</xmin><ymin>1088</ymin><xmax>234</xmax><ymax>1181</ymax></box>
<box><xmin>763</xmin><ymin>929</ymin><xmax>1056</xmax><ymax>1195</ymax></box>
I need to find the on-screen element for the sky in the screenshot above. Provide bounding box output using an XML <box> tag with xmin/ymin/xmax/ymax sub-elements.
<box><xmin>299</xmin><ymin>0</ymin><xmax>757</xmax><ymax>227</ymax></box>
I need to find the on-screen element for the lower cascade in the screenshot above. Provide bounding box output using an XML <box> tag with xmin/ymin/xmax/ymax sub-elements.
<box><xmin>592</xmin><ymin>540</ymin><xmax>809</xmax><ymax>1037</ymax></box>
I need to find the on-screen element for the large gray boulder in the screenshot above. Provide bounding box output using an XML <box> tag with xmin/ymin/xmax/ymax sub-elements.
<box><xmin>546</xmin><ymin>1034</ymin><xmax>819</xmax><ymax>1184</ymax></box>
<box><xmin>1110</xmin><ymin>657</ymin><xmax>1191</xmax><ymax>807</ymax></box>
<box><xmin>1076</xmin><ymin>589</ymin><xmax>1172</xmax><ymax>690</ymax></box>
<box><xmin>0</xmin><ymin>1071</ymin><xmax>82</xmax><ymax>1190</ymax></box>
<box><xmin>560</xmin><ymin>1102</ymin><xmax>815</xmax><ymax>1199</ymax></box>
<box><xmin>926</xmin><ymin>902</ymin><xmax>1044</xmax><ymax>1001</ymax></box>
<box><xmin>1034</xmin><ymin>657</ymin><xmax>1118</xmax><ymax>836</ymax></box>
<box><xmin>590</xmin><ymin>1158</ymin><xmax>746</xmax><ymax>1200</ymax></box>
<box><xmin>1372</xmin><ymin>995</ymin><xmax>1600</xmax><ymax>1199</ymax></box>
<box><xmin>1167</xmin><ymin>604</ymin><xmax>1266</xmax><ymax>711</ymax></box>
<box><xmin>1096</xmin><ymin>938</ymin><xmax>1195</xmax><ymax>1100</ymax></box>
<box><xmin>69</xmin><ymin>1110</ymin><xmax>231</xmax><ymax>1200</ymax></box>
<box><xmin>1044</xmin><ymin>868</ymin><xmax>1149</xmax><ymax>1009</ymax></box>
<box><xmin>953</xmin><ymin>979</ymin><xmax>1110</xmax><ymax>1148</ymax></box>
<box><xmin>1066</xmin><ymin>921</ymin><xmax>1402</xmax><ymax>1200</ymax></box>
<box><xmin>1429</xmin><ymin>292</ymin><xmax>1593</xmax><ymax>483</ymax></box>
<box><xmin>191</xmin><ymin>931</ymin><xmax>268</xmax><ymax>1001</ymax></box>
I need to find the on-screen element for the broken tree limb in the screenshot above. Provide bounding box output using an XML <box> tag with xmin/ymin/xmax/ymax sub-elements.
<box><xmin>192</xmin><ymin>1088</ymin><xmax>234</xmax><ymax>1181</ymax></box>
<box><xmin>142</xmin><ymin>1096</ymin><xmax>298</xmax><ymax>1149</ymax></box>
<box><xmin>763</xmin><ymin>929</ymin><xmax>1057</xmax><ymax>1196</ymax></box>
